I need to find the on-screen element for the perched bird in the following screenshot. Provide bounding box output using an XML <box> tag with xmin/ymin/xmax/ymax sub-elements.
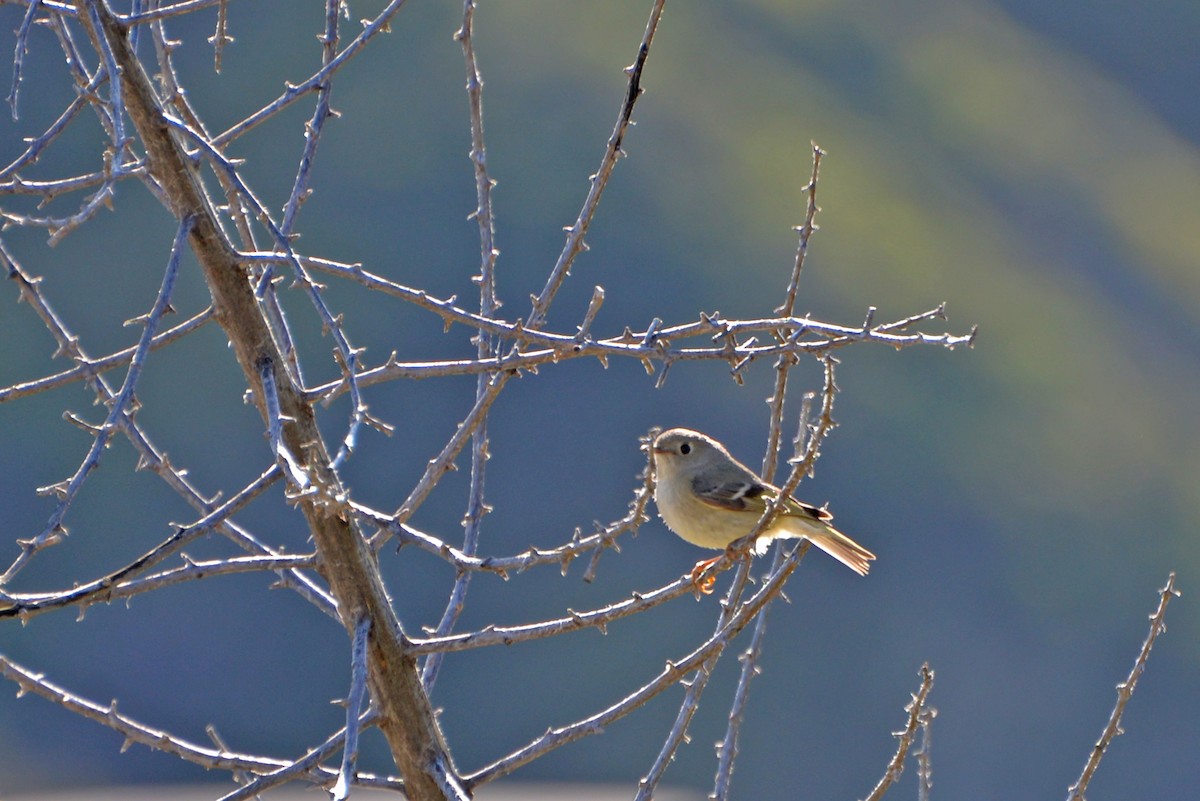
<box><xmin>651</xmin><ymin>428</ymin><xmax>874</xmax><ymax>592</ymax></box>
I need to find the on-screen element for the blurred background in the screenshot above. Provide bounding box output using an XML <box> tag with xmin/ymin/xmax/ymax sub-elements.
<box><xmin>1</xmin><ymin>0</ymin><xmax>1197</xmax><ymax>798</ymax></box>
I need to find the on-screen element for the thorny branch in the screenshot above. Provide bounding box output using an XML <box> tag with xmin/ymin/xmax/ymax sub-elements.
<box><xmin>465</xmin><ymin>537</ymin><xmax>810</xmax><ymax>789</ymax></box>
<box><xmin>640</xmin><ymin>333</ymin><xmax>841</xmax><ymax>801</ymax></box>
<box><xmin>1066</xmin><ymin>573</ymin><xmax>1180</xmax><ymax>801</ymax></box>
<box><xmin>864</xmin><ymin>664</ymin><xmax>936</xmax><ymax>801</ymax></box>
<box><xmin>421</xmin><ymin>0</ymin><xmax>502</xmax><ymax>692</ymax></box>
<box><xmin>710</xmin><ymin>145</ymin><xmax>827</xmax><ymax>801</ymax></box>
<box><xmin>0</xmin><ymin>653</ymin><xmax>403</xmax><ymax>792</ymax></box>
<box><xmin>0</xmin><ymin>2</ymin><xmax>991</xmax><ymax>799</ymax></box>
<box><xmin>0</xmin><ymin>241</ymin><xmax>336</xmax><ymax>615</ymax></box>
<box><xmin>66</xmin><ymin>2</ymin><xmax>457</xmax><ymax>797</ymax></box>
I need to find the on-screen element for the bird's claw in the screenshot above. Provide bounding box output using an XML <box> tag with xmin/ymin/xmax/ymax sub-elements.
<box><xmin>689</xmin><ymin>555</ymin><xmax>722</xmax><ymax>595</ymax></box>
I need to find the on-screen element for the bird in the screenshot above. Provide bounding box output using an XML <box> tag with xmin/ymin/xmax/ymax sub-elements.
<box><xmin>650</xmin><ymin>427</ymin><xmax>874</xmax><ymax>593</ymax></box>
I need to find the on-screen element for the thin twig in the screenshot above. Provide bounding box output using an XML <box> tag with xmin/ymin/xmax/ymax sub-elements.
<box><xmin>213</xmin><ymin>0</ymin><xmax>412</xmax><ymax>145</ymax></box>
<box><xmin>709</xmin><ymin>547</ymin><xmax>790</xmax><ymax>801</ymax></box>
<box><xmin>358</xmin><ymin>469</ymin><xmax>652</xmax><ymax>579</ymax></box>
<box><xmin>123</xmin><ymin>0</ymin><xmax>227</xmax><ymax>25</ymax></box>
<box><xmin>422</xmin><ymin>0</ymin><xmax>503</xmax><ymax>691</ymax></box>
<box><xmin>259</xmin><ymin>356</ymin><xmax>312</xmax><ymax>490</ymax></box>
<box><xmin>80</xmin><ymin>0</ymin><xmax>127</xmax><ymax>151</ymax></box>
<box><xmin>0</xmin><ymin>653</ymin><xmax>293</xmax><ymax>773</ymax></box>
<box><xmin>863</xmin><ymin>663</ymin><xmax>935</xmax><ymax>801</ymax></box>
<box><xmin>1</xmin><ymin>79</ymin><xmax>96</xmax><ymax>176</ymax></box>
<box><xmin>0</xmin><ymin>464</ymin><xmax>284</xmax><ymax>619</ymax></box>
<box><xmin>279</xmin><ymin>0</ymin><xmax>339</xmax><ymax>231</ymax></box>
<box><xmin>527</xmin><ymin>0</ymin><xmax>666</xmax><ymax>330</ymax></box>
<box><xmin>87</xmin><ymin>554</ymin><xmax>316</xmax><ymax>602</ymax></box>
<box><xmin>256</xmin><ymin>0</ymin><xmax>339</xmax><ymax>397</ymax></box>
<box><xmin>762</xmin><ymin>143</ymin><xmax>824</xmax><ymax>481</ymax></box>
<box><xmin>1065</xmin><ymin>572</ymin><xmax>1180</xmax><ymax>801</ymax></box>
<box><xmin>0</xmin><ymin>652</ymin><xmax>403</xmax><ymax>793</ymax></box>
<box><xmin>0</xmin><ymin>242</ymin><xmax>335</xmax><ymax>615</ymax></box>
<box><xmin>2</xmin><ymin>215</ymin><xmax>189</xmax><ymax>585</ymax></box>
<box><xmin>6</xmin><ymin>0</ymin><xmax>43</xmax><ymax>120</ymax></box>
<box><xmin>217</xmin><ymin>709</ymin><xmax>382</xmax><ymax>801</ymax></box>
<box><xmin>386</xmin><ymin>0</ymin><xmax>668</xmax><ymax>539</ymax></box>
<box><xmin>207</xmin><ymin>0</ymin><xmax>232</xmax><ymax>72</ymax></box>
<box><xmin>407</xmin><ymin>573</ymin><xmax>698</xmax><ymax>657</ymax></box>
<box><xmin>636</xmin><ymin>547</ymin><xmax>778</xmax><ymax>801</ymax></box>
<box><xmin>916</xmin><ymin>705</ymin><xmax>936</xmax><ymax>801</ymax></box>
<box><xmin>465</xmin><ymin>542</ymin><xmax>806</xmax><ymax>789</ymax></box>
<box><xmin>265</xmin><ymin>252</ymin><xmax>974</xmax><ymax>371</ymax></box>
<box><xmin>164</xmin><ymin>115</ymin><xmax>368</xmax><ymax>471</ymax></box>
<box><xmin>288</xmin><ymin>309</ymin><xmax>974</xmax><ymax>397</ymax></box>
<box><xmin>333</xmin><ymin>613</ymin><xmax>372</xmax><ymax>801</ymax></box>
<box><xmin>710</xmin><ymin>144</ymin><xmax>826</xmax><ymax>799</ymax></box>
<box><xmin>0</xmin><ymin>307</ymin><xmax>214</xmax><ymax>404</ymax></box>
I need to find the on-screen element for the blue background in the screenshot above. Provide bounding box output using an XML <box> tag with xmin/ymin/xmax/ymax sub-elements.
<box><xmin>1</xmin><ymin>1</ymin><xmax>1197</xmax><ymax>798</ymax></box>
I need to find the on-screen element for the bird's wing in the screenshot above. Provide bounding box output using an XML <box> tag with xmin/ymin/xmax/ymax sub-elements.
<box><xmin>691</xmin><ymin>472</ymin><xmax>833</xmax><ymax>522</ymax></box>
<box><xmin>780</xmin><ymin>494</ymin><xmax>834</xmax><ymax>522</ymax></box>
<box><xmin>689</xmin><ymin>471</ymin><xmax>766</xmax><ymax>511</ymax></box>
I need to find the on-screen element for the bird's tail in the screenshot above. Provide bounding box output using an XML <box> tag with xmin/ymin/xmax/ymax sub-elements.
<box><xmin>765</xmin><ymin>517</ymin><xmax>875</xmax><ymax>576</ymax></box>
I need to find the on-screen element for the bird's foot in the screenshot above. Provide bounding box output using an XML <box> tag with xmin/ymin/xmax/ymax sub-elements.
<box><xmin>689</xmin><ymin>555</ymin><xmax>722</xmax><ymax>595</ymax></box>
<box><xmin>689</xmin><ymin>545</ymin><xmax>747</xmax><ymax>596</ymax></box>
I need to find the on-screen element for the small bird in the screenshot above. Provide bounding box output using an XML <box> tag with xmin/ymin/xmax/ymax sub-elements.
<box><xmin>651</xmin><ymin>428</ymin><xmax>874</xmax><ymax>592</ymax></box>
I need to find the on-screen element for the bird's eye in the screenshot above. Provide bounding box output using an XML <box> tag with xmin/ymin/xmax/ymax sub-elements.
<box><xmin>679</xmin><ymin>443</ymin><xmax>691</xmax><ymax>455</ymax></box>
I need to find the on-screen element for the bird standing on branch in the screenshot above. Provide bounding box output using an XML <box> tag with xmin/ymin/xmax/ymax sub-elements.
<box><xmin>651</xmin><ymin>428</ymin><xmax>874</xmax><ymax>593</ymax></box>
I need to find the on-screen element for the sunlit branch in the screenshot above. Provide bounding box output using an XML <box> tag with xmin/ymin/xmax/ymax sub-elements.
<box><xmin>864</xmin><ymin>664</ymin><xmax>935</xmax><ymax>801</ymax></box>
<box><xmin>1065</xmin><ymin>573</ymin><xmax>1180</xmax><ymax>801</ymax></box>
<box><xmin>465</xmin><ymin>540</ymin><xmax>805</xmax><ymax>788</ymax></box>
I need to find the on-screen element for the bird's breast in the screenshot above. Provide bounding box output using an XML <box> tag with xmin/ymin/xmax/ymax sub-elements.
<box><xmin>654</xmin><ymin>474</ymin><xmax>753</xmax><ymax>549</ymax></box>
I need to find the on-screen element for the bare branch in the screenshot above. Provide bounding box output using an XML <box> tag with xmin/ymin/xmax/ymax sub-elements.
<box><xmin>465</xmin><ymin>541</ymin><xmax>807</xmax><ymax>788</ymax></box>
<box><xmin>280</xmin><ymin>0</ymin><xmax>338</xmax><ymax>236</ymax></box>
<box><xmin>333</xmin><ymin>613</ymin><xmax>372</xmax><ymax>801</ymax></box>
<box><xmin>0</xmin><ymin>653</ymin><xmax>294</xmax><ymax>773</ymax></box>
<box><xmin>0</xmin><ymin>464</ymin><xmax>284</xmax><ymax>619</ymax></box>
<box><xmin>408</xmin><ymin>573</ymin><xmax>697</xmax><ymax>657</ymax></box>
<box><xmin>274</xmin><ymin>253</ymin><xmax>975</xmax><ymax>374</ymax></box>
<box><xmin>708</xmin><ymin>146</ymin><xmax>827</xmax><ymax>798</ymax></box>
<box><xmin>0</xmin><ymin>652</ymin><xmax>403</xmax><ymax>792</ymax></box>
<box><xmin>526</xmin><ymin>0</ymin><xmax>666</xmax><ymax>329</ymax></box>
<box><xmin>863</xmin><ymin>663</ymin><xmax>936</xmax><ymax>801</ymax></box>
<box><xmin>217</xmin><ymin>709</ymin><xmax>382</xmax><ymax>801</ymax></box>
<box><xmin>1</xmin><ymin>215</ymin><xmax>189</xmax><ymax>584</ymax></box>
<box><xmin>709</xmin><ymin>547</ymin><xmax>789</xmax><ymax>801</ymax></box>
<box><xmin>213</xmin><ymin>0</ymin><xmax>412</xmax><ymax>145</ymax></box>
<box><xmin>763</xmin><ymin>143</ymin><xmax>825</xmax><ymax>482</ymax></box>
<box><xmin>421</xmin><ymin>0</ymin><xmax>503</xmax><ymax>691</ymax></box>
<box><xmin>0</xmin><ymin>307</ymin><xmax>214</xmax><ymax>404</ymax></box>
<box><xmin>71</xmin><ymin>4</ymin><xmax>463</xmax><ymax>795</ymax></box>
<box><xmin>0</xmin><ymin>3</ymin><xmax>987</xmax><ymax>796</ymax></box>
<box><xmin>295</xmin><ymin>313</ymin><xmax>975</xmax><ymax>395</ymax></box>
<box><xmin>1</xmin><ymin>237</ymin><xmax>333</xmax><ymax>615</ymax></box>
<box><xmin>636</xmin><ymin>548</ymin><xmax>779</xmax><ymax>801</ymax></box>
<box><xmin>6</xmin><ymin>0</ymin><xmax>44</xmax><ymax>119</ymax></box>
<box><xmin>123</xmin><ymin>0</ymin><xmax>227</xmax><ymax>25</ymax></box>
<box><xmin>1</xmin><ymin>81</ymin><xmax>95</xmax><ymax>176</ymax></box>
<box><xmin>207</xmin><ymin>0</ymin><xmax>232</xmax><ymax>71</ymax></box>
<box><xmin>916</xmin><ymin>704</ymin><xmax>936</xmax><ymax>801</ymax></box>
<box><xmin>1066</xmin><ymin>572</ymin><xmax>1180</xmax><ymax>801</ymax></box>
<box><xmin>163</xmin><ymin>116</ymin><xmax>369</xmax><ymax>470</ymax></box>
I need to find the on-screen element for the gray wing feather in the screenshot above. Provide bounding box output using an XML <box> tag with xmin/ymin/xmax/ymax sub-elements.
<box><xmin>691</xmin><ymin>473</ymin><xmax>831</xmax><ymax>521</ymax></box>
<box><xmin>690</xmin><ymin>472</ymin><xmax>765</xmax><ymax>511</ymax></box>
